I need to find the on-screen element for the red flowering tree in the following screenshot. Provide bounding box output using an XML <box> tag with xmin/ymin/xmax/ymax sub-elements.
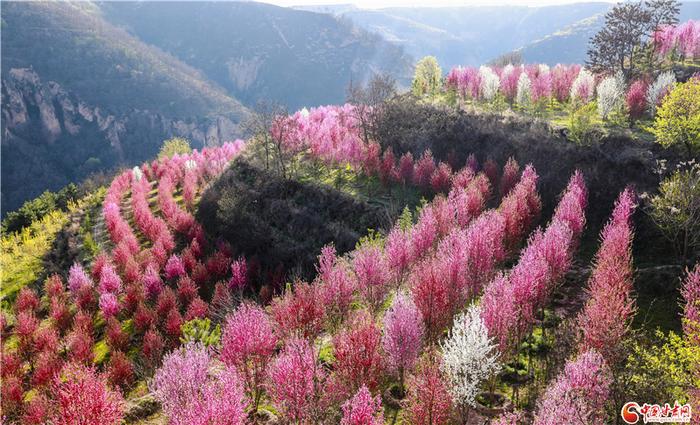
<box><xmin>270</xmin><ymin>281</ymin><xmax>325</xmax><ymax>340</ymax></box>
<box><xmin>626</xmin><ymin>80</ymin><xmax>648</xmax><ymax>121</ymax></box>
<box><xmin>403</xmin><ymin>353</ymin><xmax>453</xmax><ymax>425</ymax></box>
<box><xmin>332</xmin><ymin>311</ymin><xmax>385</xmax><ymax>397</ymax></box>
<box><xmin>52</xmin><ymin>363</ymin><xmax>125</xmax><ymax>425</ymax></box>
<box><xmin>578</xmin><ymin>188</ymin><xmax>636</xmax><ymax>365</ymax></box>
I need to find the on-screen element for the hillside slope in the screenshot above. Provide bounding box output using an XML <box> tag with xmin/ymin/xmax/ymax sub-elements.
<box><xmin>1</xmin><ymin>1</ymin><xmax>249</xmax><ymax>214</ymax></box>
<box><xmin>99</xmin><ymin>1</ymin><xmax>414</xmax><ymax>110</ymax></box>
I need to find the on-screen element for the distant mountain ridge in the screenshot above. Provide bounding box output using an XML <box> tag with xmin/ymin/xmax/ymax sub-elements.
<box><xmin>299</xmin><ymin>2</ymin><xmax>700</xmax><ymax>68</ymax></box>
<box><xmin>298</xmin><ymin>2</ymin><xmax>613</xmax><ymax>68</ymax></box>
<box><xmin>1</xmin><ymin>0</ymin><xmax>413</xmax><ymax>214</ymax></box>
<box><xmin>98</xmin><ymin>1</ymin><xmax>414</xmax><ymax>110</ymax></box>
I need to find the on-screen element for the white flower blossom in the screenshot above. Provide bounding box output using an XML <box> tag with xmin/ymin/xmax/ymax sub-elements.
<box><xmin>479</xmin><ymin>66</ymin><xmax>501</xmax><ymax>101</ymax></box>
<box><xmin>516</xmin><ymin>73</ymin><xmax>532</xmax><ymax>107</ymax></box>
<box><xmin>132</xmin><ymin>166</ymin><xmax>143</xmax><ymax>182</ymax></box>
<box><xmin>596</xmin><ymin>72</ymin><xmax>625</xmax><ymax>119</ymax></box>
<box><xmin>646</xmin><ymin>71</ymin><xmax>676</xmax><ymax>116</ymax></box>
<box><xmin>185</xmin><ymin>159</ymin><xmax>197</xmax><ymax>170</ymax></box>
<box><xmin>441</xmin><ymin>304</ymin><xmax>502</xmax><ymax>408</ymax></box>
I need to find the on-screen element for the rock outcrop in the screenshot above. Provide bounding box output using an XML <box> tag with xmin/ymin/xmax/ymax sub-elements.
<box><xmin>1</xmin><ymin>69</ymin><xmax>244</xmax><ymax>214</ymax></box>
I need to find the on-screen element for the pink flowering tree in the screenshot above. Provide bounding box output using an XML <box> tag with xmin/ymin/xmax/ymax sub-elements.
<box><xmin>99</xmin><ymin>265</ymin><xmax>122</xmax><ymax>295</ymax></box>
<box><xmin>382</xmin><ymin>293</ymin><xmax>424</xmax><ymax>389</ymax></box>
<box><xmin>578</xmin><ymin>188</ymin><xmax>636</xmax><ymax>365</ymax></box>
<box><xmin>229</xmin><ymin>257</ymin><xmax>248</xmax><ymax>291</ymax></box>
<box><xmin>551</xmin><ymin>64</ymin><xmax>580</xmax><ymax>103</ymax></box>
<box><xmin>352</xmin><ymin>244</ymin><xmax>391</xmax><ymax>312</ymax></box>
<box><xmin>220</xmin><ymin>303</ymin><xmax>277</xmax><ymax>414</ymax></box>
<box><xmin>143</xmin><ymin>264</ymin><xmax>163</xmax><ymax>299</ymax></box>
<box><xmin>491</xmin><ymin>411</ymin><xmax>525</xmax><ymax>425</ymax></box>
<box><xmin>499</xmin><ymin>157</ymin><xmax>520</xmax><ymax>199</ymax></box>
<box><xmin>165</xmin><ymin>255</ymin><xmax>186</xmax><ymax>280</ymax></box>
<box><xmin>682</xmin><ymin>264</ymin><xmax>700</xmax><ymax>345</ymax></box>
<box><xmin>151</xmin><ymin>343</ymin><xmax>248</xmax><ymax>425</ymax></box>
<box><xmin>267</xmin><ymin>338</ymin><xmax>328</xmax><ymax>424</ymax></box>
<box><xmin>340</xmin><ymin>385</ymin><xmax>384</xmax><ymax>425</ymax></box>
<box><xmin>385</xmin><ymin>225</ymin><xmax>413</xmax><ymax>286</ymax></box>
<box><xmin>317</xmin><ymin>245</ymin><xmax>355</xmax><ymax>327</ymax></box>
<box><xmin>99</xmin><ymin>293</ymin><xmax>120</xmax><ymax>318</ymax></box>
<box><xmin>68</xmin><ymin>263</ymin><xmax>93</xmax><ymax>295</ymax></box>
<box><xmin>533</xmin><ymin>350</ymin><xmax>612</xmax><ymax>425</ymax></box>
<box><xmin>552</xmin><ymin>170</ymin><xmax>588</xmax><ymax>245</ymax></box>
<box><xmin>499</xmin><ymin>164</ymin><xmax>541</xmax><ymax>252</ymax></box>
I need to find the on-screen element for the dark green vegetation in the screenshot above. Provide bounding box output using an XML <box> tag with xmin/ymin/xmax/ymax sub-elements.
<box><xmin>1</xmin><ymin>184</ymin><xmax>79</xmax><ymax>234</ymax></box>
<box><xmin>197</xmin><ymin>158</ymin><xmax>392</xmax><ymax>283</ymax></box>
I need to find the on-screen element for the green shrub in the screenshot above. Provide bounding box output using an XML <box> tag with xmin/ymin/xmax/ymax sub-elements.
<box><xmin>158</xmin><ymin>137</ymin><xmax>192</xmax><ymax>159</ymax></box>
<box><xmin>412</xmin><ymin>56</ymin><xmax>442</xmax><ymax>98</ymax></box>
<box><xmin>180</xmin><ymin>318</ymin><xmax>221</xmax><ymax>348</ymax></box>
<box><xmin>618</xmin><ymin>330</ymin><xmax>699</xmax><ymax>405</ymax></box>
<box><xmin>647</xmin><ymin>163</ymin><xmax>700</xmax><ymax>262</ymax></box>
<box><xmin>567</xmin><ymin>102</ymin><xmax>598</xmax><ymax>145</ymax></box>
<box><xmin>651</xmin><ymin>78</ymin><xmax>700</xmax><ymax>157</ymax></box>
<box><xmin>2</xmin><ymin>184</ymin><xmax>78</xmax><ymax>233</ymax></box>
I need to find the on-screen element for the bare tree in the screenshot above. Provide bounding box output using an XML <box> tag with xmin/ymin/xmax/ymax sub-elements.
<box><xmin>243</xmin><ymin>100</ymin><xmax>290</xmax><ymax>176</ymax></box>
<box><xmin>488</xmin><ymin>51</ymin><xmax>523</xmax><ymax>68</ymax></box>
<box><xmin>587</xmin><ymin>2</ymin><xmax>651</xmax><ymax>79</ymax></box>
<box><xmin>347</xmin><ymin>73</ymin><xmax>397</xmax><ymax>145</ymax></box>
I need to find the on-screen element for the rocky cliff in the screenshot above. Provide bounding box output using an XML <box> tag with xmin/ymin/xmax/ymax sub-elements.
<box><xmin>1</xmin><ymin>69</ymin><xmax>243</xmax><ymax>214</ymax></box>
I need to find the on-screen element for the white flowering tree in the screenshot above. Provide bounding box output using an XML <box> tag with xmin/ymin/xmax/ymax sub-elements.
<box><xmin>132</xmin><ymin>166</ymin><xmax>143</xmax><ymax>181</ymax></box>
<box><xmin>596</xmin><ymin>72</ymin><xmax>625</xmax><ymax>119</ymax></box>
<box><xmin>479</xmin><ymin>66</ymin><xmax>501</xmax><ymax>102</ymax></box>
<box><xmin>516</xmin><ymin>73</ymin><xmax>532</xmax><ymax>109</ymax></box>
<box><xmin>646</xmin><ymin>71</ymin><xmax>676</xmax><ymax>116</ymax></box>
<box><xmin>441</xmin><ymin>304</ymin><xmax>502</xmax><ymax>412</ymax></box>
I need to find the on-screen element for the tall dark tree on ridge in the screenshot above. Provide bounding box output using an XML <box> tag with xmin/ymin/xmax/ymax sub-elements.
<box><xmin>587</xmin><ymin>0</ymin><xmax>680</xmax><ymax>79</ymax></box>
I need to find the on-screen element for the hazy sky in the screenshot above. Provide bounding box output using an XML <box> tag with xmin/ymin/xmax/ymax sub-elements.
<box><xmin>263</xmin><ymin>0</ymin><xmax>616</xmax><ymax>9</ymax></box>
